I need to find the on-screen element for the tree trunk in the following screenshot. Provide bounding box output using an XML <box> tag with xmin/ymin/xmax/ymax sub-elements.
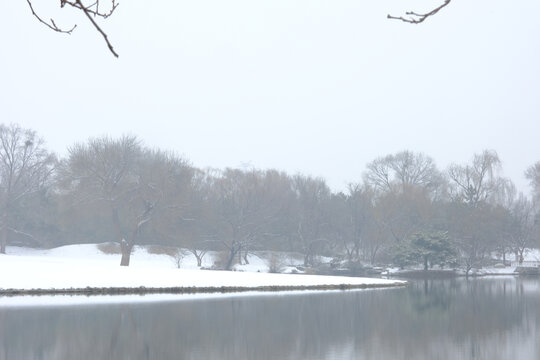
<box><xmin>0</xmin><ymin>215</ymin><xmax>9</xmax><ymax>254</ymax></box>
<box><xmin>370</xmin><ymin>247</ymin><xmax>379</xmax><ymax>266</ymax></box>
<box><xmin>423</xmin><ymin>256</ymin><xmax>428</xmax><ymax>271</ymax></box>
<box><xmin>224</xmin><ymin>241</ymin><xmax>239</xmax><ymax>271</ymax></box>
<box><xmin>465</xmin><ymin>263</ymin><xmax>472</xmax><ymax>277</ymax></box>
<box><xmin>120</xmin><ymin>239</ymin><xmax>133</xmax><ymax>266</ymax></box>
<box><xmin>1</xmin><ymin>207</ymin><xmax>8</xmax><ymax>254</ymax></box>
<box><xmin>225</xmin><ymin>249</ymin><xmax>236</xmax><ymax>271</ymax></box>
<box><xmin>0</xmin><ymin>226</ymin><xmax>6</xmax><ymax>254</ymax></box>
<box><xmin>188</xmin><ymin>249</ymin><xmax>205</xmax><ymax>267</ymax></box>
<box><xmin>345</xmin><ymin>248</ymin><xmax>353</xmax><ymax>263</ymax></box>
<box><xmin>304</xmin><ymin>253</ymin><xmax>310</xmax><ymax>267</ymax></box>
<box><xmin>120</xmin><ymin>251</ymin><xmax>131</xmax><ymax>266</ymax></box>
<box><xmin>238</xmin><ymin>251</ymin><xmax>243</xmax><ymax>265</ymax></box>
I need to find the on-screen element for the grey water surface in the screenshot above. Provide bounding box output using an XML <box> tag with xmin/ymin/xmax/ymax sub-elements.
<box><xmin>1</xmin><ymin>277</ymin><xmax>539</xmax><ymax>360</ymax></box>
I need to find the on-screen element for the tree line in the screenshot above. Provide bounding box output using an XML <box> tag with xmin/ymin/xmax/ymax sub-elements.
<box><xmin>1</xmin><ymin>123</ymin><xmax>539</xmax><ymax>271</ymax></box>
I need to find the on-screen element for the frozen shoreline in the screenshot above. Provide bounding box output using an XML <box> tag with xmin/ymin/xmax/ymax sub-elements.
<box><xmin>0</xmin><ymin>287</ymin><xmax>403</xmax><ymax>308</ymax></box>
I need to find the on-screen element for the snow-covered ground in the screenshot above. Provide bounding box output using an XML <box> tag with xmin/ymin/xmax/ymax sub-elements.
<box><xmin>0</xmin><ymin>244</ymin><xmax>405</xmax><ymax>297</ymax></box>
<box><xmin>499</xmin><ymin>249</ymin><xmax>540</xmax><ymax>264</ymax></box>
<box><xmin>384</xmin><ymin>248</ymin><xmax>540</xmax><ymax>277</ymax></box>
<box><xmin>0</xmin><ymin>244</ymin><xmax>309</xmax><ymax>274</ymax></box>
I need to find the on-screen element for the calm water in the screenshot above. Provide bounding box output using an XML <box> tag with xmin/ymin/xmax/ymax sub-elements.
<box><xmin>1</xmin><ymin>277</ymin><xmax>539</xmax><ymax>360</ymax></box>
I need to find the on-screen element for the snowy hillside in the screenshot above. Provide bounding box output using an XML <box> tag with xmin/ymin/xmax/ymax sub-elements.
<box><xmin>0</xmin><ymin>244</ymin><xmax>406</xmax><ymax>296</ymax></box>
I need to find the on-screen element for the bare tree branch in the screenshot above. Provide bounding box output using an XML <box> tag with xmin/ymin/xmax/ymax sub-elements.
<box><xmin>63</xmin><ymin>0</ymin><xmax>118</xmax><ymax>19</ymax></box>
<box><xmin>26</xmin><ymin>0</ymin><xmax>119</xmax><ymax>57</ymax></box>
<box><xmin>26</xmin><ymin>0</ymin><xmax>76</xmax><ymax>34</ymax></box>
<box><xmin>73</xmin><ymin>0</ymin><xmax>119</xmax><ymax>57</ymax></box>
<box><xmin>7</xmin><ymin>227</ymin><xmax>37</xmax><ymax>240</ymax></box>
<box><xmin>388</xmin><ymin>0</ymin><xmax>452</xmax><ymax>24</ymax></box>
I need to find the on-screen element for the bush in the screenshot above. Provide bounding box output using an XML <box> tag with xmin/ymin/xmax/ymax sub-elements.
<box><xmin>146</xmin><ymin>245</ymin><xmax>178</xmax><ymax>257</ymax></box>
<box><xmin>344</xmin><ymin>260</ymin><xmax>364</xmax><ymax>276</ymax></box>
<box><xmin>97</xmin><ymin>242</ymin><xmax>121</xmax><ymax>254</ymax></box>
<box><xmin>265</xmin><ymin>252</ymin><xmax>286</xmax><ymax>273</ymax></box>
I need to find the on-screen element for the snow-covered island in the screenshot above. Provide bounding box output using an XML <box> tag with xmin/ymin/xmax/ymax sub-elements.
<box><xmin>0</xmin><ymin>244</ymin><xmax>407</xmax><ymax>299</ymax></box>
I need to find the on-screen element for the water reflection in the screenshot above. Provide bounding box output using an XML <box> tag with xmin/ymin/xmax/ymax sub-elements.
<box><xmin>1</xmin><ymin>277</ymin><xmax>539</xmax><ymax>360</ymax></box>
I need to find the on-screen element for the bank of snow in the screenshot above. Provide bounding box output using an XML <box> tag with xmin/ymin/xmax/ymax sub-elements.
<box><xmin>0</xmin><ymin>244</ymin><xmax>406</xmax><ymax>297</ymax></box>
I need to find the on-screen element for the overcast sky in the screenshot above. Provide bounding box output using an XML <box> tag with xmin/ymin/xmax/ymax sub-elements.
<box><xmin>1</xmin><ymin>0</ymin><xmax>539</xmax><ymax>194</ymax></box>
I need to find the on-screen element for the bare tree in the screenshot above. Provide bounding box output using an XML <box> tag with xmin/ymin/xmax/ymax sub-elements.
<box><xmin>364</xmin><ymin>150</ymin><xmax>442</xmax><ymax>196</ymax></box>
<box><xmin>339</xmin><ymin>184</ymin><xmax>372</xmax><ymax>263</ymax></box>
<box><xmin>59</xmin><ymin>135</ymin><xmax>193</xmax><ymax>266</ymax></box>
<box><xmin>508</xmin><ymin>194</ymin><xmax>535</xmax><ymax>264</ymax></box>
<box><xmin>59</xmin><ymin>135</ymin><xmax>142</xmax><ymax>265</ymax></box>
<box><xmin>327</xmin><ymin>185</ymin><xmax>386</xmax><ymax>266</ymax></box>
<box><xmin>153</xmin><ymin>167</ymin><xmax>210</xmax><ymax>267</ymax></box>
<box><xmin>374</xmin><ymin>185</ymin><xmax>433</xmax><ymax>244</ymax></box>
<box><xmin>364</xmin><ymin>156</ymin><xmax>393</xmax><ymax>192</ymax></box>
<box><xmin>209</xmin><ymin>169</ymin><xmax>287</xmax><ymax>270</ymax></box>
<box><xmin>171</xmin><ymin>248</ymin><xmax>188</xmax><ymax>269</ymax></box>
<box><xmin>444</xmin><ymin>152</ymin><xmax>516</xmax><ymax>273</ymax></box>
<box><xmin>447</xmin><ymin>150</ymin><xmax>505</xmax><ymax>207</ymax></box>
<box><xmin>26</xmin><ymin>0</ymin><xmax>119</xmax><ymax>57</ymax></box>
<box><xmin>113</xmin><ymin>149</ymin><xmax>193</xmax><ymax>266</ymax></box>
<box><xmin>187</xmin><ymin>245</ymin><xmax>210</xmax><ymax>267</ymax></box>
<box><xmin>291</xmin><ymin>175</ymin><xmax>332</xmax><ymax>267</ymax></box>
<box><xmin>363</xmin><ymin>151</ymin><xmax>440</xmax><ymax>256</ymax></box>
<box><xmin>445</xmin><ymin>202</ymin><xmax>493</xmax><ymax>275</ymax></box>
<box><xmin>0</xmin><ymin>124</ymin><xmax>56</xmax><ymax>253</ymax></box>
<box><xmin>526</xmin><ymin>161</ymin><xmax>540</xmax><ymax>206</ymax></box>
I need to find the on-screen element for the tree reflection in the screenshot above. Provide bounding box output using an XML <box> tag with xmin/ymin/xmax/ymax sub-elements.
<box><xmin>1</xmin><ymin>278</ymin><xmax>539</xmax><ymax>360</ymax></box>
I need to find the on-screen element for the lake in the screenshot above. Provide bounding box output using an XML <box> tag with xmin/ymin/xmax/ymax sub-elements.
<box><xmin>1</xmin><ymin>277</ymin><xmax>539</xmax><ymax>359</ymax></box>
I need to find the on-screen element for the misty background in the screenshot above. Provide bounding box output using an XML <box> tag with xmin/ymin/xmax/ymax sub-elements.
<box><xmin>1</xmin><ymin>0</ymin><xmax>539</xmax><ymax>194</ymax></box>
<box><xmin>0</xmin><ymin>123</ymin><xmax>538</xmax><ymax>273</ymax></box>
<box><xmin>0</xmin><ymin>1</ymin><xmax>539</xmax><ymax>271</ymax></box>
<box><xmin>1</xmin><ymin>2</ymin><xmax>540</xmax><ymax>359</ymax></box>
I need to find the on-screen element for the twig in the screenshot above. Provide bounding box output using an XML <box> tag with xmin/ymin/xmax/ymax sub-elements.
<box><xmin>388</xmin><ymin>0</ymin><xmax>452</xmax><ymax>24</ymax></box>
<box><xmin>7</xmin><ymin>227</ymin><xmax>36</xmax><ymax>240</ymax></box>
<box><xmin>75</xmin><ymin>0</ymin><xmax>119</xmax><ymax>57</ymax></box>
<box><xmin>26</xmin><ymin>0</ymin><xmax>76</xmax><ymax>34</ymax></box>
<box><xmin>26</xmin><ymin>0</ymin><xmax>119</xmax><ymax>57</ymax></box>
<box><xmin>63</xmin><ymin>0</ymin><xmax>119</xmax><ymax>19</ymax></box>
